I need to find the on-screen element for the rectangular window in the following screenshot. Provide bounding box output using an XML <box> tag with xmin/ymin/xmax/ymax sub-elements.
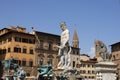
<box><xmin>14</xmin><ymin>47</ymin><xmax>21</xmax><ymax>53</ymax></box>
<box><xmin>8</xmin><ymin>48</ymin><xmax>11</xmax><ymax>52</ymax></box>
<box><xmin>15</xmin><ymin>37</ymin><xmax>21</xmax><ymax>42</ymax></box>
<box><xmin>88</xmin><ymin>70</ymin><xmax>91</xmax><ymax>74</ymax></box>
<box><xmin>30</xmin><ymin>49</ymin><xmax>33</xmax><ymax>54</ymax></box>
<box><xmin>92</xmin><ymin>71</ymin><xmax>95</xmax><ymax>74</ymax></box>
<box><xmin>19</xmin><ymin>60</ymin><xmax>21</xmax><ymax>66</ymax></box>
<box><xmin>29</xmin><ymin>61</ymin><xmax>33</xmax><ymax>67</ymax></box>
<box><xmin>22</xmin><ymin>60</ymin><xmax>26</xmax><ymax>66</ymax></box>
<box><xmin>29</xmin><ymin>39</ymin><xmax>35</xmax><ymax>44</ymax></box>
<box><xmin>22</xmin><ymin>38</ymin><xmax>28</xmax><ymax>43</ymax></box>
<box><xmin>23</xmin><ymin>48</ymin><xmax>27</xmax><ymax>53</ymax></box>
<box><xmin>88</xmin><ymin>64</ymin><xmax>90</xmax><ymax>67</ymax></box>
<box><xmin>83</xmin><ymin>64</ymin><xmax>86</xmax><ymax>67</ymax></box>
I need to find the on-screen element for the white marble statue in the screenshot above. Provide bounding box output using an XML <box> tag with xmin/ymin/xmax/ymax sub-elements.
<box><xmin>57</xmin><ymin>22</ymin><xmax>71</xmax><ymax>69</ymax></box>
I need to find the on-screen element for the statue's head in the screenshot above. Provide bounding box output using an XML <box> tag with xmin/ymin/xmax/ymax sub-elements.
<box><xmin>60</xmin><ymin>22</ymin><xmax>66</xmax><ymax>31</ymax></box>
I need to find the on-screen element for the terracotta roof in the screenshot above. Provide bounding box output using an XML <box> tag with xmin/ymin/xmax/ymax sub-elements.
<box><xmin>73</xmin><ymin>28</ymin><xmax>79</xmax><ymax>41</ymax></box>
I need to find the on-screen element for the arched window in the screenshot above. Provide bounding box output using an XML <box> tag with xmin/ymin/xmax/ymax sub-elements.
<box><xmin>29</xmin><ymin>47</ymin><xmax>34</xmax><ymax>54</ymax></box>
<box><xmin>83</xmin><ymin>70</ymin><xmax>86</xmax><ymax>74</ymax></box>
<box><xmin>22</xmin><ymin>58</ymin><xmax>26</xmax><ymax>66</ymax></box>
<box><xmin>47</xmin><ymin>55</ymin><xmax>54</xmax><ymax>64</ymax></box>
<box><xmin>29</xmin><ymin>59</ymin><xmax>33</xmax><ymax>67</ymax></box>
<box><xmin>23</xmin><ymin>46</ymin><xmax>27</xmax><ymax>53</ymax></box>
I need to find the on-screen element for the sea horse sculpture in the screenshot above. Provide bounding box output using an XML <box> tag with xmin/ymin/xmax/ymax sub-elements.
<box><xmin>2</xmin><ymin>56</ymin><xmax>26</xmax><ymax>80</ymax></box>
<box><xmin>37</xmin><ymin>58</ymin><xmax>53</xmax><ymax>80</ymax></box>
<box><xmin>2</xmin><ymin>56</ymin><xmax>19</xmax><ymax>74</ymax></box>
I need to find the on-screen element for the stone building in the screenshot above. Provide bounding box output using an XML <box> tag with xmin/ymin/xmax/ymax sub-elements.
<box><xmin>79</xmin><ymin>54</ymin><xmax>97</xmax><ymax>80</ymax></box>
<box><xmin>34</xmin><ymin>30</ymin><xmax>60</xmax><ymax>67</ymax></box>
<box><xmin>71</xmin><ymin>29</ymin><xmax>80</xmax><ymax>68</ymax></box>
<box><xmin>0</xmin><ymin>26</ymin><xmax>81</xmax><ymax>77</ymax></box>
<box><xmin>70</xmin><ymin>29</ymin><xmax>81</xmax><ymax>79</ymax></box>
<box><xmin>111</xmin><ymin>42</ymin><xmax>120</xmax><ymax>80</ymax></box>
<box><xmin>0</xmin><ymin>26</ymin><xmax>36</xmax><ymax>76</ymax></box>
<box><xmin>0</xmin><ymin>26</ymin><xmax>61</xmax><ymax>76</ymax></box>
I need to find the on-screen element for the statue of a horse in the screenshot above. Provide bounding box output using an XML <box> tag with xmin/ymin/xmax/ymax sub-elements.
<box><xmin>2</xmin><ymin>57</ymin><xmax>19</xmax><ymax>75</ymax></box>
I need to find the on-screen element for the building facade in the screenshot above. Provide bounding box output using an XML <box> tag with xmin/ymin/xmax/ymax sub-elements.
<box><xmin>34</xmin><ymin>30</ymin><xmax>60</xmax><ymax>66</ymax></box>
<box><xmin>79</xmin><ymin>54</ymin><xmax>97</xmax><ymax>80</ymax></box>
<box><xmin>0</xmin><ymin>26</ymin><xmax>81</xmax><ymax>78</ymax></box>
<box><xmin>0</xmin><ymin>26</ymin><xmax>61</xmax><ymax>76</ymax></box>
<box><xmin>0</xmin><ymin>26</ymin><xmax>36</xmax><ymax>76</ymax></box>
<box><xmin>111</xmin><ymin>42</ymin><xmax>120</xmax><ymax>80</ymax></box>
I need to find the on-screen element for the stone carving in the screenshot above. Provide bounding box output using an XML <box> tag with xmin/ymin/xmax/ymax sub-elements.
<box><xmin>95</xmin><ymin>40</ymin><xmax>110</xmax><ymax>61</ymax></box>
<box><xmin>52</xmin><ymin>22</ymin><xmax>77</xmax><ymax>80</ymax></box>
<box><xmin>56</xmin><ymin>22</ymin><xmax>72</xmax><ymax>69</ymax></box>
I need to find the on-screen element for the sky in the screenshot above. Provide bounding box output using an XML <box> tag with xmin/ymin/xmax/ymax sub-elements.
<box><xmin>0</xmin><ymin>0</ymin><xmax>120</xmax><ymax>58</ymax></box>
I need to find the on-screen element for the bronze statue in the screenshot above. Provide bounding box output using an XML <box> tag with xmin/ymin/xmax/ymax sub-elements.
<box><xmin>95</xmin><ymin>40</ymin><xmax>110</xmax><ymax>61</ymax></box>
<box><xmin>2</xmin><ymin>56</ymin><xmax>19</xmax><ymax>73</ymax></box>
<box><xmin>37</xmin><ymin>58</ymin><xmax>53</xmax><ymax>80</ymax></box>
<box><xmin>2</xmin><ymin>56</ymin><xmax>26</xmax><ymax>80</ymax></box>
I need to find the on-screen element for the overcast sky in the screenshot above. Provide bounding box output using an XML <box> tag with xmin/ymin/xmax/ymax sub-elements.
<box><xmin>0</xmin><ymin>0</ymin><xmax>120</xmax><ymax>58</ymax></box>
